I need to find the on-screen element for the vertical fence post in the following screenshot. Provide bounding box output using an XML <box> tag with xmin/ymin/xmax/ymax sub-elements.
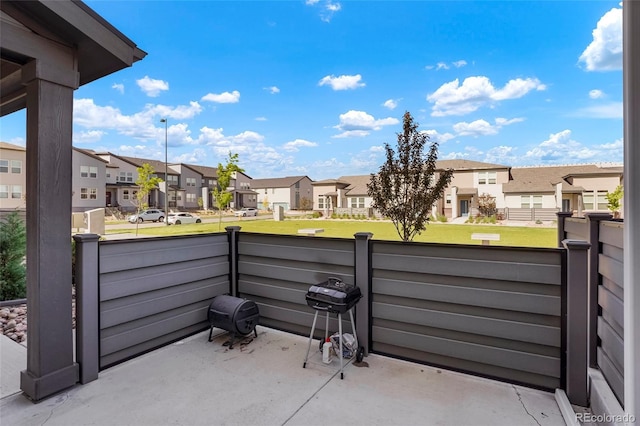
<box><xmin>563</xmin><ymin>239</ymin><xmax>591</xmax><ymax>407</ymax></box>
<box><xmin>226</xmin><ymin>226</ymin><xmax>241</xmax><ymax>297</ymax></box>
<box><xmin>585</xmin><ymin>213</ymin><xmax>612</xmax><ymax>368</ymax></box>
<box><xmin>557</xmin><ymin>212</ymin><xmax>573</xmax><ymax>248</ymax></box>
<box><xmin>354</xmin><ymin>232</ymin><xmax>373</xmax><ymax>356</ymax></box>
<box><xmin>72</xmin><ymin>233</ymin><xmax>100</xmax><ymax>384</ymax></box>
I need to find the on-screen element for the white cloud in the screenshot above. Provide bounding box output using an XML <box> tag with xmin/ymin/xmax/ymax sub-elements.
<box><xmin>265</xmin><ymin>86</ymin><xmax>280</xmax><ymax>94</ymax></box>
<box><xmin>318</xmin><ymin>74</ymin><xmax>365</xmax><ymax>90</ymax></box>
<box><xmin>255</xmin><ymin>117</ymin><xmax>267</xmax><ymax>121</ymax></box>
<box><xmin>73</xmin><ymin>130</ymin><xmax>106</xmax><ymax>143</ymax></box>
<box><xmin>136</xmin><ymin>76</ymin><xmax>169</xmax><ymax>97</ymax></box>
<box><xmin>574</xmin><ymin>101</ymin><xmax>622</xmax><ymax>119</ymax></box>
<box><xmin>73</xmin><ymin>98</ymin><xmax>202</xmax><ymax>143</ymax></box>
<box><xmin>442</xmin><ymin>151</ymin><xmax>470</xmax><ymax>160</ymax></box>
<box><xmin>112</xmin><ymin>83</ymin><xmax>124</xmax><ymax>94</ymax></box>
<box><xmin>201</xmin><ymin>90</ymin><xmax>240</xmax><ymax>103</ymax></box>
<box><xmin>484</xmin><ymin>146</ymin><xmax>518</xmax><ymax>165</ymax></box>
<box><xmin>423</xmin><ymin>129</ymin><xmax>455</xmax><ymax>144</ymax></box>
<box><xmin>306</xmin><ymin>0</ymin><xmax>342</xmax><ymax>22</ymax></box>
<box><xmin>579</xmin><ymin>7</ymin><xmax>622</xmax><ymax>71</ymax></box>
<box><xmin>525</xmin><ymin>130</ymin><xmax>598</xmax><ymax>163</ymax></box>
<box><xmin>453</xmin><ymin>117</ymin><xmax>524</xmax><ymax>137</ymax></box>
<box><xmin>597</xmin><ymin>138</ymin><xmax>623</xmax><ymax>150</ymax></box>
<box><xmin>589</xmin><ymin>89</ymin><xmax>605</xmax><ymax>99</ymax></box>
<box><xmin>332</xmin><ymin>110</ymin><xmax>399</xmax><ymax>137</ymax></box>
<box><xmin>369</xmin><ymin>145</ymin><xmax>384</xmax><ymax>153</ymax></box>
<box><xmin>173</xmin><ymin>149</ymin><xmax>207</xmax><ymax>164</ymax></box>
<box><xmin>426</xmin><ymin>60</ymin><xmax>468</xmax><ymax>71</ymax></box>
<box><xmin>453</xmin><ymin>60</ymin><xmax>468</xmax><ymax>68</ymax></box>
<box><xmin>283</xmin><ymin>139</ymin><xmax>318</xmax><ymax>152</ymax></box>
<box><xmin>383</xmin><ymin>99</ymin><xmax>398</xmax><ymax>110</ymax></box>
<box><xmin>436</xmin><ymin>62</ymin><xmax>449</xmax><ymax>70</ymax></box>
<box><xmin>427</xmin><ymin>76</ymin><xmax>546</xmax><ymax>116</ymax></box>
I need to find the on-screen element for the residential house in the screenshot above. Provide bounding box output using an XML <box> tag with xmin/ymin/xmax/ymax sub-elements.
<box><xmin>72</xmin><ymin>147</ymin><xmax>108</xmax><ymax>212</ymax></box>
<box><xmin>94</xmin><ymin>152</ymin><xmax>145</xmax><ymax>212</ymax></box>
<box><xmin>0</xmin><ymin>142</ymin><xmax>26</xmax><ymax>211</ymax></box>
<box><xmin>230</xmin><ymin>171</ymin><xmax>257</xmax><ymax>209</ymax></box>
<box><xmin>169</xmin><ymin>164</ymin><xmax>204</xmax><ymax>210</ymax></box>
<box><xmin>435</xmin><ymin>159</ymin><xmax>511</xmax><ymax>219</ymax></box>
<box><xmin>182</xmin><ymin>164</ymin><xmax>218</xmax><ymax>210</ymax></box>
<box><xmin>312</xmin><ymin>178</ymin><xmax>351</xmax><ymax>216</ymax></box>
<box><xmin>252</xmin><ymin>176</ymin><xmax>313</xmax><ymax>211</ymax></box>
<box><xmin>503</xmin><ymin>164</ymin><xmax>624</xmax><ymax>218</ymax></box>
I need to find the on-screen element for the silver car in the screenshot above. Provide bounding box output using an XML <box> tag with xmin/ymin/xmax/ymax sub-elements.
<box><xmin>234</xmin><ymin>207</ymin><xmax>258</xmax><ymax>217</ymax></box>
<box><xmin>128</xmin><ymin>209</ymin><xmax>165</xmax><ymax>223</ymax></box>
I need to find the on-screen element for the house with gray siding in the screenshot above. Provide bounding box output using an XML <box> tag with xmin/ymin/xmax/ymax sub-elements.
<box><xmin>252</xmin><ymin>175</ymin><xmax>313</xmax><ymax>211</ymax></box>
<box><xmin>0</xmin><ymin>141</ymin><xmax>26</xmax><ymax>211</ymax></box>
<box><xmin>72</xmin><ymin>147</ymin><xmax>108</xmax><ymax>212</ymax></box>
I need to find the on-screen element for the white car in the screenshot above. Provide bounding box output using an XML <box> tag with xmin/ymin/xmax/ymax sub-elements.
<box><xmin>167</xmin><ymin>212</ymin><xmax>202</xmax><ymax>225</ymax></box>
<box><xmin>128</xmin><ymin>209</ymin><xmax>165</xmax><ymax>223</ymax></box>
<box><xmin>234</xmin><ymin>207</ymin><xmax>258</xmax><ymax>217</ymax></box>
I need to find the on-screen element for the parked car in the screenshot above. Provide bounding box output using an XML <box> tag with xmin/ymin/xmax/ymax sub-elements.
<box><xmin>128</xmin><ymin>209</ymin><xmax>165</xmax><ymax>223</ymax></box>
<box><xmin>167</xmin><ymin>212</ymin><xmax>202</xmax><ymax>225</ymax></box>
<box><xmin>234</xmin><ymin>207</ymin><xmax>258</xmax><ymax>217</ymax></box>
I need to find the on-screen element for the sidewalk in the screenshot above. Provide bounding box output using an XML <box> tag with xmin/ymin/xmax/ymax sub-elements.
<box><xmin>1</xmin><ymin>328</ymin><xmax>566</xmax><ymax>426</ymax></box>
<box><xmin>0</xmin><ymin>334</ymin><xmax>26</xmax><ymax>399</ymax></box>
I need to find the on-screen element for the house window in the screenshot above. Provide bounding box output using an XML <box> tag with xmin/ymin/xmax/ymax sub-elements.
<box><xmin>0</xmin><ymin>185</ymin><xmax>8</xmax><ymax>198</ymax></box>
<box><xmin>80</xmin><ymin>188</ymin><xmax>98</xmax><ymax>200</ymax></box>
<box><xmin>521</xmin><ymin>195</ymin><xmax>543</xmax><ymax>208</ymax></box>
<box><xmin>90</xmin><ymin>188</ymin><xmax>97</xmax><ymax>199</ymax></box>
<box><xmin>264</xmin><ymin>189</ymin><xmax>268</xmax><ymax>194</ymax></box>
<box><xmin>186</xmin><ymin>177</ymin><xmax>196</xmax><ymax>187</ymax></box>
<box><xmin>106</xmin><ymin>172</ymin><xmax>111</xmax><ymax>178</ymax></box>
<box><xmin>167</xmin><ymin>175</ymin><xmax>178</xmax><ymax>185</ymax></box>
<box><xmin>11</xmin><ymin>160</ymin><xmax>22</xmax><ymax>174</ymax></box>
<box><xmin>81</xmin><ymin>165</ymin><xmax>97</xmax><ymax>178</ymax></box>
<box><xmin>583</xmin><ymin>193</ymin><xmax>594</xmax><ymax>210</ymax></box>
<box><xmin>478</xmin><ymin>171</ymin><xmax>497</xmax><ymax>185</ymax></box>
<box><xmin>583</xmin><ymin>190</ymin><xmax>608</xmax><ymax>210</ymax></box>
<box><xmin>118</xmin><ymin>172</ymin><xmax>133</xmax><ymax>182</ymax></box>
<box><xmin>597</xmin><ymin>191</ymin><xmax>608</xmax><ymax>210</ymax></box>
<box><xmin>10</xmin><ymin>185</ymin><xmax>22</xmax><ymax>199</ymax></box>
<box><xmin>0</xmin><ymin>160</ymin><xmax>8</xmax><ymax>173</ymax></box>
<box><xmin>318</xmin><ymin>197</ymin><xmax>325</xmax><ymax>209</ymax></box>
<box><xmin>445</xmin><ymin>194</ymin><xmax>452</xmax><ymax>205</ymax></box>
<box><xmin>123</xmin><ymin>190</ymin><xmax>130</xmax><ymax>200</ymax></box>
<box><xmin>295</xmin><ymin>182</ymin><xmax>300</xmax><ymax>189</ymax></box>
<box><xmin>187</xmin><ymin>193</ymin><xmax>196</xmax><ymax>202</ymax></box>
<box><xmin>81</xmin><ymin>188</ymin><xmax>88</xmax><ymax>199</ymax></box>
<box><xmin>349</xmin><ymin>197</ymin><xmax>365</xmax><ymax>208</ymax></box>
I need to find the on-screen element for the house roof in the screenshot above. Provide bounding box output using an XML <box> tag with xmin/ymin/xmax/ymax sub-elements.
<box><xmin>436</xmin><ymin>159</ymin><xmax>510</xmax><ymax>171</ymax></box>
<box><xmin>251</xmin><ymin>176</ymin><xmax>310</xmax><ymax>189</ymax></box>
<box><xmin>183</xmin><ymin>164</ymin><xmax>218</xmax><ymax>179</ymax></box>
<box><xmin>73</xmin><ymin>147</ymin><xmax>108</xmax><ymax>163</ymax></box>
<box><xmin>118</xmin><ymin>155</ymin><xmax>171</xmax><ymax>174</ymax></box>
<box><xmin>0</xmin><ymin>141</ymin><xmax>26</xmax><ymax>151</ymax></box>
<box><xmin>503</xmin><ymin>164</ymin><xmax>622</xmax><ymax>194</ymax></box>
<box><xmin>338</xmin><ymin>175</ymin><xmax>371</xmax><ymax>196</ymax></box>
<box><xmin>312</xmin><ymin>179</ymin><xmax>351</xmax><ymax>187</ymax></box>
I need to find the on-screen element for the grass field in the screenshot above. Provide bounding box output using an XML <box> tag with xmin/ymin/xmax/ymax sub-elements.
<box><xmin>112</xmin><ymin>219</ymin><xmax>558</xmax><ymax>248</ymax></box>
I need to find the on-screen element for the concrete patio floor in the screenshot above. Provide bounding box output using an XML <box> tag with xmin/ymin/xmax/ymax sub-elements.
<box><xmin>1</xmin><ymin>327</ymin><xmax>566</xmax><ymax>426</ymax></box>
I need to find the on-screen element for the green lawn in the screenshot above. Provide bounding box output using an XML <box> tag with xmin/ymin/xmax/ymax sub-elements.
<box><xmin>111</xmin><ymin>219</ymin><xmax>557</xmax><ymax>248</ymax></box>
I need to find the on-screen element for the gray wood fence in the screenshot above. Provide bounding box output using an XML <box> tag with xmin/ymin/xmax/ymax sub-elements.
<box><xmin>370</xmin><ymin>241</ymin><xmax>565</xmax><ymax>390</ymax></box>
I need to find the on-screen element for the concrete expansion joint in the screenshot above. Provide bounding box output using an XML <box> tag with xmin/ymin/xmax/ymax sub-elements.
<box><xmin>40</xmin><ymin>392</ymin><xmax>70</xmax><ymax>426</ymax></box>
<box><xmin>512</xmin><ymin>384</ymin><xmax>542</xmax><ymax>426</ymax></box>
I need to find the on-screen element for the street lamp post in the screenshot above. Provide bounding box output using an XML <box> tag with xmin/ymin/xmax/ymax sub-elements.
<box><xmin>160</xmin><ymin>118</ymin><xmax>168</xmax><ymax>225</ymax></box>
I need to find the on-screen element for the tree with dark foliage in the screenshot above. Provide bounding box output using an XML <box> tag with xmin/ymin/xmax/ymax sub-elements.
<box><xmin>367</xmin><ymin>112</ymin><xmax>453</xmax><ymax>242</ymax></box>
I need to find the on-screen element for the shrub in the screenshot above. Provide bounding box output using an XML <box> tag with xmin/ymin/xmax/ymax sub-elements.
<box><xmin>466</xmin><ymin>216</ymin><xmax>474</xmax><ymax>224</ymax></box>
<box><xmin>438</xmin><ymin>214</ymin><xmax>448</xmax><ymax>223</ymax></box>
<box><xmin>0</xmin><ymin>212</ymin><xmax>27</xmax><ymax>301</ymax></box>
<box><xmin>489</xmin><ymin>215</ymin><xmax>497</xmax><ymax>224</ymax></box>
<box><xmin>312</xmin><ymin>211</ymin><xmax>322</xmax><ymax>219</ymax></box>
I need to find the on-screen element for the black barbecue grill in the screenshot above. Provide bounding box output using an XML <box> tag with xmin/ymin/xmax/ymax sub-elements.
<box><xmin>207</xmin><ymin>295</ymin><xmax>259</xmax><ymax>349</ymax></box>
<box><xmin>303</xmin><ymin>277</ymin><xmax>364</xmax><ymax>379</ymax></box>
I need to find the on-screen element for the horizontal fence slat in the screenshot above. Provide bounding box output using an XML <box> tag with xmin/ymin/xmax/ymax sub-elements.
<box><xmin>373</xmin><ymin>277</ymin><xmax>560</xmax><ymax>316</ymax></box>
<box><xmin>373</xmin><ymin>302</ymin><xmax>560</xmax><ymax>347</ymax></box>
<box><xmin>599</xmin><ymin>221</ymin><xmax>624</xmax><ymax>250</ymax></box>
<box><xmin>101</xmin><ymin>279</ymin><xmax>227</xmax><ymax>328</ymax></box>
<box><xmin>372</xmin><ymin>253</ymin><xmax>561</xmax><ymax>285</ymax></box>
<box><xmin>564</xmin><ymin>218</ymin><xmax>588</xmax><ymax>240</ymax></box>
<box><xmin>598</xmin><ymin>285</ymin><xmax>624</xmax><ymax>333</ymax></box>
<box><xmin>373</xmin><ymin>326</ymin><xmax>560</xmax><ymax>378</ymax></box>
<box><xmin>598</xmin><ymin>254</ymin><xmax>623</xmax><ymax>291</ymax></box>
<box><xmin>100</xmin><ymin>235</ymin><xmax>228</xmax><ymax>273</ymax></box>
<box><xmin>101</xmin><ymin>302</ymin><xmax>209</xmax><ymax>356</ymax></box>
<box><xmin>597</xmin><ymin>317</ymin><xmax>624</xmax><ymax>374</ymax></box>
<box><xmin>597</xmin><ymin>347</ymin><xmax>625</xmax><ymax>405</ymax></box>
<box><xmin>239</xmin><ymin>241</ymin><xmax>353</xmax><ymax>267</ymax></box>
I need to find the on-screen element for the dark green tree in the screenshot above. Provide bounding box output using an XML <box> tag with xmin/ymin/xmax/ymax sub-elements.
<box><xmin>0</xmin><ymin>212</ymin><xmax>27</xmax><ymax>300</ymax></box>
<box><xmin>367</xmin><ymin>111</ymin><xmax>453</xmax><ymax>242</ymax></box>
<box><xmin>212</xmin><ymin>153</ymin><xmax>244</xmax><ymax>230</ymax></box>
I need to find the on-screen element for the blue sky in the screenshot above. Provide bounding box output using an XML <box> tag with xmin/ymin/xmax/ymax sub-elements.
<box><xmin>0</xmin><ymin>1</ymin><xmax>623</xmax><ymax>180</ymax></box>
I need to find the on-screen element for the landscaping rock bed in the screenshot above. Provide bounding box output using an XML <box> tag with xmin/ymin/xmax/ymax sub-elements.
<box><xmin>0</xmin><ymin>296</ymin><xmax>76</xmax><ymax>345</ymax></box>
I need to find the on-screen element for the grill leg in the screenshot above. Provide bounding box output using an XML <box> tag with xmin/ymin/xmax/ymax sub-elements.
<box><xmin>208</xmin><ymin>326</ymin><xmax>214</xmax><ymax>342</ymax></box>
<box><xmin>303</xmin><ymin>310</ymin><xmax>319</xmax><ymax>368</ymax></box>
<box><xmin>325</xmin><ymin>311</ymin><xmax>329</xmax><ymax>341</ymax></box>
<box><xmin>349</xmin><ymin>308</ymin><xmax>358</xmax><ymax>349</ymax></box>
<box><xmin>338</xmin><ymin>312</ymin><xmax>344</xmax><ymax>379</ymax></box>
